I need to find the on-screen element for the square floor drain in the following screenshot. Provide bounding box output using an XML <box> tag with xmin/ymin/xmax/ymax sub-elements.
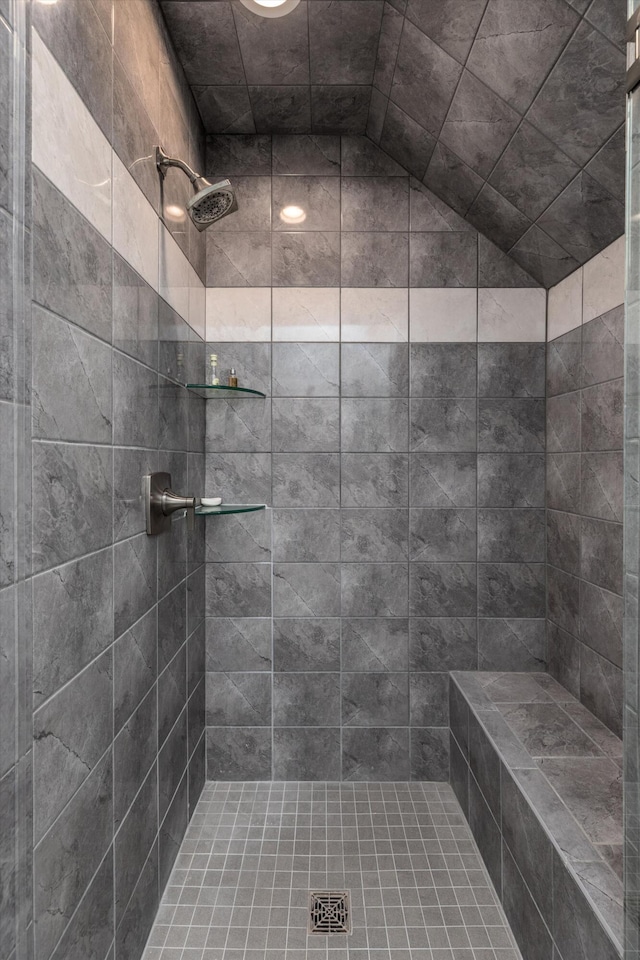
<box><xmin>308</xmin><ymin>891</ymin><xmax>351</xmax><ymax>934</ymax></box>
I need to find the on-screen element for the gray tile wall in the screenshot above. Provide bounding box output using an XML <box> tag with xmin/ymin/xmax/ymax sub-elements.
<box><xmin>1</xmin><ymin>2</ymin><xmax>32</xmax><ymax>959</ymax></box>
<box><xmin>28</xmin><ymin>3</ymin><xmax>207</xmax><ymax>959</ymax></box>
<box><xmin>204</xmin><ymin>134</ymin><xmax>547</xmax><ymax>783</ymax></box>
<box><xmin>546</xmin><ymin>305</ymin><xmax>624</xmax><ymax>736</ymax></box>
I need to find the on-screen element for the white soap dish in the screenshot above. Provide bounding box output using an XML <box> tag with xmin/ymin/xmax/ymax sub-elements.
<box><xmin>200</xmin><ymin>497</ymin><xmax>222</xmax><ymax>507</ymax></box>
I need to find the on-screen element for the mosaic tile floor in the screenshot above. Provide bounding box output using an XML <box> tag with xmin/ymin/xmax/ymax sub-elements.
<box><xmin>143</xmin><ymin>781</ymin><xmax>522</xmax><ymax>960</ymax></box>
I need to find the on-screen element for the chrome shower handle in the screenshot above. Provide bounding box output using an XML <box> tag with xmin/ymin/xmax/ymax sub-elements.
<box><xmin>144</xmin><ymin>472</ymin><xmax>197</xmax><ymax>535</ymax></box>
<box><xmin>160</xmin><ymin>488</ymin><xmax>197</xmax><ymax>532</ymax></box>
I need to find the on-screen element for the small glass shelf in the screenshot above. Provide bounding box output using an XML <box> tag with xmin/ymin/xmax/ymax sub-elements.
<box><xmin>186</xmin><ymin>384</ymin><xmax>266</xmax><ymax>399</ymax></box>
<box><xmin>195</xmin><ymin>503</ymin><xmax>266</xmax><ymax>517</ymax></box>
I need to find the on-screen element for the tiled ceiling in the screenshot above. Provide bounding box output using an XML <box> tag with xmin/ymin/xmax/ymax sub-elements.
<box><xmin>161</xmin><ymin>0</ymin><xmax>627</xmax><ymax>287</ymax></box>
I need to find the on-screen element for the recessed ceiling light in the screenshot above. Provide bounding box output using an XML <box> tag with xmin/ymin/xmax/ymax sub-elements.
<box><xmin>239</xmin><ymin>0</ymin><xmax>300</xmax><ymax>18</ymax></box>
<box><xmin>280</xmin><ymin>204</ymin><xmax>306</xmax><ymax>225</ymax></box>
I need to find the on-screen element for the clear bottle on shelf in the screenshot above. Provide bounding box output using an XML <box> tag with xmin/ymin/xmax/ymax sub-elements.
<box><xmin>207</xmin><ymin>353</ymin><xmax>220</xmax><ymax>386</ymax></box>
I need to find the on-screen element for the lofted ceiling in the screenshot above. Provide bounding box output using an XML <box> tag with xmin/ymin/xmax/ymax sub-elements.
<box><xmin>161</xmin><ymin>0</ymin><xmax>627</xmax><ymax>287</ymax></box>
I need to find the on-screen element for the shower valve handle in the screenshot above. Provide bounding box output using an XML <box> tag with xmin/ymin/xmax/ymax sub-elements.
<box><xmin>144</xmin><ymin>472</ymin><xmax>197</xmax><ymax>535</ymax></box>
<box><xmin>160</xmin><ymin>488</ymin><xmax>197</xmax><ymax>532</ymax></box>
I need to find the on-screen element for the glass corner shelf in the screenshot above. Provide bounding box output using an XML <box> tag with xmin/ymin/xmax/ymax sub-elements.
<box><xmin>195</xmin><ymin>503</ymin><xmax>266</xmax><ymax>517</ymax></box>
<box><xmin>186</xmin><ymin>383</ymin><xmax>266</xmax><ymax>399</ymax></box>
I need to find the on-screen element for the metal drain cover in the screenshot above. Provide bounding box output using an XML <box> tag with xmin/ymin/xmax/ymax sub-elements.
<box><xmin>309</xmin><ymin>891</ymin><xmax>351</xmax><ymax>934</ymax></box>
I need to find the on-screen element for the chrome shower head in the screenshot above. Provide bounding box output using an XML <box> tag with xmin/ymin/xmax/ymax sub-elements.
<box><xmin>155</xmin><ymin>146</ymin><xmax>238</xmax><ymax>230</ymax></box>
<box><xmin>187</xmin><ymin>178</ymin><xmax>238</xmax><ymax>231</ymax></box>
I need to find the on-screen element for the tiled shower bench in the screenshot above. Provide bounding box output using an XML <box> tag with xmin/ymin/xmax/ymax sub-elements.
<box><xmin>449</xmin><ymin>672</ymin><xmax>623</xmax><ymax>960</ymax></box>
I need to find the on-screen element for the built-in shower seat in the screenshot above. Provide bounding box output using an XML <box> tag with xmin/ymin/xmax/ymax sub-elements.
<box><xmin>449</xmin><ymin>671</ymin><xmax>623</xmax><ymax>960</ymax></box>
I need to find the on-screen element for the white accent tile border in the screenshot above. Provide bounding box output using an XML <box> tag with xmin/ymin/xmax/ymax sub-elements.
<box><xmin>272</xmin><ymin>288</ymin><xmax>339</xmax><ymax>341</ymax></box>
<box><xmin>478</xmin><ymin>288</ymin><xmax>546</xmax><ymax>342</ymax></box>
<box><xmin>547</xmin><ymin>267</ymin><xmax>582</xmax><ymax>341</ymax></box>
<box><xmin>206</xmin><ymin>288</ymin><xmax>271</xmax><ymax>341</ymax></box>
<box><xmin>409</xmin><ymin>289</ymin><xmax>477</xmax><ymax>342</ymax></box>
<box><xmin>583</xmin><ymin>235</ymin><xmax>625</xmax><ymax>324</ymax></box>
<box><xmin>32</xmin><ymin>29</ymin><xmax>112</xmax><ymax>243</ymax></box>
<box><xmin>32</xmin><ymin>27</ymin><xmax>205</xmax><ymax>338</ymax></box>
<box><xmin>341</xmin><ymin>288</ymin><xmax>408</xmax><ymax>342</ymax></box>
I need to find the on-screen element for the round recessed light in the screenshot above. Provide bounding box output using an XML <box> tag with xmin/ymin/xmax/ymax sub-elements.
<box><xmin>280</xmin><ymin>204</ymin><xmax>306</xmax><ymax>225</ymax></box>
<box><xmin>239</xmin><ymin>0</ymin><xmax>300</xmax><ymax>17</ymax></box>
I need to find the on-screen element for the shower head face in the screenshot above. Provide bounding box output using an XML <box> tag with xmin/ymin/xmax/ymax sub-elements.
<box><xmin>187</xmin><ymin>179</ymin><xmax>238</xmax><ymax>231</ymax></box>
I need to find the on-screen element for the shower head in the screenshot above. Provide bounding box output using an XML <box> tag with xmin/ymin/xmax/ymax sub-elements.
<box><xmin>155</xmin><ymin>146</ymin><xmax>238</xmax><ymax>230</ymax></box>
<box><xmin>187</xmin><ymin>178</ymin><xmax>238</xmax><ymax>231</ymax></box>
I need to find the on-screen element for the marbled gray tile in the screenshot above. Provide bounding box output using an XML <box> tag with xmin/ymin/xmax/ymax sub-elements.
<box><xmin>342</xmin><ymin>727</ymin><xmax>410</xmax><ymax>780</ymax></box>
<box><xmin>409</xmin><ymin>672</ymin><xmax>449</xmax><ymax>727</ymax></box>
<box><xmin>450</xmin><ymin>732</ymin><xmax>469</xmax><ymax>813</ymax></box>
<box><xmin>274</xmin><ymin>673</ymin><xmax>340</xmax><ymax>726</ymax></box>
<box><xmin>390</xmin><ymin>20</ymin><xmax>462</xmax><ymax>138</ymax></box>
<box><xmin>34</xmin><ymin>648</ymin><xmax>112</xmax><ymax>843</ymax></box>
<box><xmin>546</xmin><ymin>452</ymin><xmax>581</xmax><ymax>513</ymax></box>
<box><xmin>32</xmin><ymin>308</ymin><xmax>112</xmax><ymax>443</ymax></box>
<box><xmin>582</xmin><ymin>380</ymin><xmax>623</xmax><ymax>451</ymax></box>
<box><xmin>478</xmin><ymin>619</ymin><xmax>546</xmax><ymax>672</ymax></box>
<box><xmin>478</xmin><ymin>343</ymin><xmax>545</xmax><ymax>399</ymax></box>
<box><xmin>478</xmin><ymin>509</ymin><xmax>545</xmax><ymax>563</ymax></box>
<box><xmin>233</xmin><ymin>1</ymin><xmax>309</xmax><ymax>84</ymax></box>
<box><xmin>527</xmin><ymin>20</ymin><xmax>625</xmax><ymax>168</ymax></box>
<box><xmin>537</xmin><ymin>172</ymin><xmax>623</xmax><ymax>265</ymax></box>
<box><xmin>489</xmin><ymin>121</ymin><xmax>580</xmax><ymax>222</ymax></box>
<box><xmin>159</xmin><ymin>769</ymin><xmax>188</xmax><ymax>893</ymax></box>
<box><xmin>272</xmin><ymin>231</ymin><xmax>340</xmax><ymax>286</ymax></box>
<box><xmin>341</xmin><ymin>231</ymin><xmax>409</xmax><ymax>287</ymax></box>
<box><xmin>206</xmin><ymin>617</ymin><xmax>271</xmax><ymax>672</ymax></box>
<box><xmin>207</xmin><ymin>341</ymin><xmax>272</xmax><ymax>397</ymax></box>
<box><xmin>113</xmin><ymin>352</ymin><xmax>158</xmax><ymax>448</ymax></box>
<box><xmin>424</xmin><ymin>140</ymin><xmax>483</xmax><ymax>218</ymax></box>
<box><xmin>410</xmin><ymin>344</ymin><xmax>476</xmax><ymax>398</ymax></box>
<box><xmin>158</xmin><ymin>706</ymin><xmax>188</xmax><ymax>822</ymax></box>
<box><xmin>272</xmin><ymin>343</ymin><xmax>339</xmax><ymax>396</ymax></box>
<box><xmin>311</xmin><ymin>85</ymin><xmax>372</xmax><ymax>135</ymax></box>
<box><xmin>32</xmin><ymin>442</ymin><xmax>112</xmax><ymax>573</ymax></box>
<box><xmin>410</xmin><ymin>232</ymin><xmax>478</xmax><ymax>287</ymax></box>
<box><xmin>48</xmin><ymin>850</ymin><xmax>114</xmax><ymax>960</ymax></box>
<box><xmin>206</xmin><ymin>134</ymin><xmax>272</xmax><ymax>177</ymax></box>
<box><xmin>477</xmin><ymin>453</ymin><xmax>545</xmax><ymax>508</ymax></box>
<box><xmin>115</xmin><ymin>764</ymin><xmax>157</xmax><ymax>929</ymax></box>
<box><xmin>468</xmin><ymin>711</ymin><xmax>501</xmax><ymax>819</ymax></box>
<box><xmin>411</xmin><ymin>727</ymin><xmax>449</xmax><ymax>780</ymax></box>
<box><xmin>410</xmin><ymin>562</ymin><xmax>476</xmax><ymax>617</ymax></box>
<box><xmin>547</xmin><ymin>566</ymin><xmax>580</xmax><ymax>638</ymax></box>
<box><xmin>341</xmin><ymin>562</ymin><xmax>409</xmax><ymax>617</ymax></box>
<box><xmin>468</xmin><ymin>772</ymin><xmax>502</xmax><ymax>893</ymax></box>
<box><xmin>205</xmin><ymin>672</ymin><xmax>271</xmax><ymax>726</ymax></box>
<box><xmin>341</xmin><ymin>344</ymin><xmax>409</xmax><ymax>398</ymax></box>
<box><xmin>410</xmin><ymin>398</ymin><xmax>476</xmax><ymax>452</ymax></box>
<box><xmin>114</xmin><ymin>606</ymin><xmax>157</xmax><ymax>733</ymax></box>
<box><xmin>341</xmin><ymin>453</ymin><xmax>409</xmax><ymax>507</ymax></box>
<box><xmin>114</xmin><ymin>533</ymin><xmax>157</xmax><ymax>638</ymax></box>
<box><xmin>510</xmin><ymin>223</ymin><xmax>580</xmax><ymax>288</ymax></box>
<box><xmin>478</xmin><ymin>399</ymin><xmax>545</xmax><ymax>453</ymax></box>
<box><xmin>272</xmin><ymin>398</ymin><xmax>339</xmax><ymax>451</ymax></box>
<box><xmin>341</xmin><ymin>177</ymin><xmax>409</xmax><ymax>232</ymax></box>
<box><xmin>114</xmin><ymin>840</ymin><xmax>159</xmax><ymax>960</ymax></box>
<box><xmin>341</xmin><ymin>509</ymin><xmax>408</xmax><ymax>561</ymax></box>
<box><xmin>205</xmin><ymin>509</ymin><xmax>271</xmax><ymax>562</ymax></box>
<box><xmin>410</xmin><ymin>453</ymin><xmax>476</xmax><ymax>507</ymax></box>
<box><xmin>273</xmin><ymin>508</ymin><xmax>340</xmax><ymax>561</ymax></box>
<box><xmin>581</xmin><ymin>451</ymin><xmax>623</xmax><ymax>522</ymax></box>
<box><xmin>341</xmin><ymin>135</ymin><xmax>407</xmax><ymax>177</ymax></box>
<box><xmin>581</xmin><ymin>516</ymin><xmax>622</xmax><ymax>595</ymax></box>
<box><xmin>206</xmin><ymin>398</ymin><xmax>271</xmax><ymax>452</ymax></box>
<box><xmin>273</xmin><ymin>728</ymin><xmax>341</xmax><ymax>780</ymax></box>
<box><xmin>410</xmin><ymin>508</ymin><xmax>476</xmax><ymax>561</ymax></box>
<box><xmin>580</xmin><ymin>580</ymin><xmax>623</xmax><ymax>668</ymax></box>
<box><xmin>34</xmin><ymin>752</ymin><xmax>112</xmax><ymax>960</ymax></box>
<box><xmin>206</xmin><ymin>562</ymin><xmax>271</xmax><ymax>618</ymax></box>
<box><xmin>405</xmin><ymin>0</ymin><xmax>487</xmax><ymax>63</ymax></box>
<box><xmin>273</xmin><ymin>562</ymin><xmax>340</xmax><ymax>616</ymax></box>
<box><xmin>342</xmin><ymin>618</ymin><xmax>409</xmax><ymax>672</ymax></box>
<box><xmin>206</xmin><ymin>231</ymin><xmax>271</xmax><ymax>286</ymax></box>
<box><xmin>272</xmin><ymin>452</ymin><xmax>339</xmax><ymax>507</ymax></box>
<box><xmin>308</xmin><ymin>0</ymin><xmax>383</xmax><ymax>83</ymax></box>
<box><xmin>113</xmin><ymin>686</ymin><xmax>157</xmax><ymax>827</ymax></box>
<box><xmin>582</xmin><ymin>306</ymin><xmax>623</xmax><ymax>386</ymax></box>
<box><xmin>248</xmin><ymin>84</ymin><xmax>311</xmax><ymax>134</ymax></box>
<box><xmin>410</xmin><ymin>618</ymin><xmax>477</xmax><ymax>671</ymax></box>
<box><xmin>467</xmin><ymin>184</ymin><xmax>532</xmax><ymax>253</ymax></box>
<box><xmin>538</xmin><ymin>755</ymin><xmax>621</xmax><ymax>845</ymax></box>
<box><xmin>273</xmin><ymin>618</ymin><xmax>340</xmax><ymax>672</ymax></box>
<box><xmin>546</xmin><ymin>326</ymin><xmax>581</xmax><ymax>397</ymax></box>
<box><xmin>206</xmin><ymin>452</ymin><xmax>272</xmax><ymax>505</ymax></box>
<box><xmin>206</xmin><ymin>727</ymin><xmax>272</xmax><ymax>780</ymax></box>
<box><xmin>158</xmin><ymin>646</ymin><xmax>188</xmax><ymax>746</ymax></box>
<box><xmin>585</xmin><ymin>124</ymin><xmax>624</xmax><ymax>203</ymax></box>
<box><xmin>478</xmin><ymin>563</ymin><xmax>546</xmax><ymax>618</ymax></box>
<box><xmin>552</xmin><ymin>848</ymin><xmax>620</xmax><ymax>960</ymax></box>
<box><xmin>341</xmin><ymin>398</ymin><xmax>409</xmax><ymax>452</ymax></box>
<box><xmin>546</xmin><ymin>509</ymin><xmax>581</xmax><ymax>576</ymax></box>
<box><xmin>33</xmin><ymin>171</ymin><xmax>112</xmax><ymax>342</ymax></box>
<box><xmin>272</xmin><ymin>134</ymin><xmax>340</xmax><ymax>175</ymax></box>
<box><xmin>580</xmin><ymin>646</ymin><xmax>623</xmax><ymax>738</ymax></box>
<box><xmin>157</xmin><ymin>581</ymin><xmax>187</xmax><ymax>670</ymax></box>
<box><xmin>380</xmin><ymin>102</ymin><xmax>436</xmax><ymax>181</ymax></box>
<box><xmin>343</xmin><ymin>673</ymin><xmax>409</xmax><ymax>727</ymax></box>
<box><xmin>33</xmin><ymin>548</ymin><xmax>113</xmax><ymax>706</ymax></box>
<box><xmin>502</xmin><ymin>842</ymin><xmax>553</xmax><ymax>960</ymax></box>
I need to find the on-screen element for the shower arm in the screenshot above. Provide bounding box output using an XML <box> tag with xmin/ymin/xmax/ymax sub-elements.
<box><xmin>155</xmin><ymin>146</ymin><xmax>208</xmax><ymax>190</ymax></box>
